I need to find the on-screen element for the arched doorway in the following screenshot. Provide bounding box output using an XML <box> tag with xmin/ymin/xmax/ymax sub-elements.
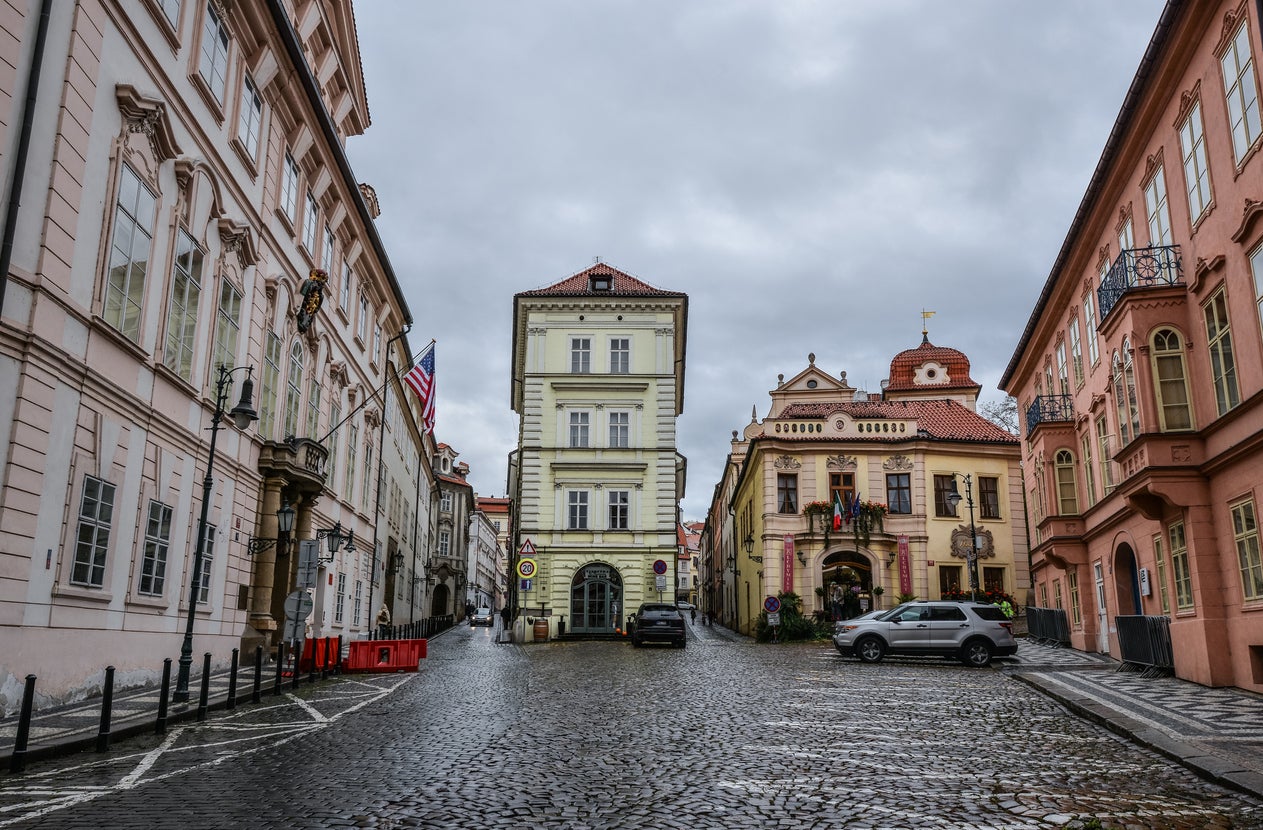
<box><xmin>822</xmin><ymin>550</ymin><xmax>874</xmax><ymax>621</ymax></box>
<box><xmin>1113</xmin><ymin>543</ymin><xmax>1141</xmax><ymax>615</ymax></box>
<box><xmin>431</xmin><ymin>583</ymin><xmax>450</xmax><ymax>617</ymax></box>
<box><xmin>570</xmin><ymin>563</ymin><xmax>623</xmax><ymax>634</ymax></box>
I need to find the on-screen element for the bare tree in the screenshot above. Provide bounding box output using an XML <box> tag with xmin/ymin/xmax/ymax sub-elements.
<box><xmin>980</xmin><ymin>395</ymin><xmax>1018</xmax><ymax>435</ymax></box>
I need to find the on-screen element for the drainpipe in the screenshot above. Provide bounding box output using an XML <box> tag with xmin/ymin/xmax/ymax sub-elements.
<box><xmin>0</xmin><ymin>0</ymin><xmax>54</xmax><ymax>315</ymax></box>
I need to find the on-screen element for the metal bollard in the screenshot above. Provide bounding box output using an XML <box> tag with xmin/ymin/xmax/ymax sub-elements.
<box><xmin>156</xmin><ymin>658</ymin><xmax>172</xmax><ymax>733</ymax></box>
<box><xmin>9</xmin><ymin>675</ymin><xmax>36</xmax><ymax>773</ymax></box>
<box><xmin>252</xmin><ymin>645</ymin><xmax>263</xmax><ymax>703</ymax></box>
<box><xmin>273</xmin><ymin>642</ymin><xmax>285</xmax><ymax>696</ymax></box>
<box><xmin>291</xmin><ymin>641</ymin><xmax>302</xmax><ymax>691</ymax></box>
<box><xmin>96</xmin><ymin>666</ymin><xmax>115</xmax><ymax>753</ymax></box>
<box><xmin>196</xmin><ymin>652</ymin><xmax>211</xmax><ymax>721</ymax></box>
<box><xmin>227</xmin><ymin>648</ymin><xmax>239</xmax><ymax>710</ymax></box>
<box><xmin>321</xmin><ymin>638</ymin><xmax>330</xmax><ymax>680</ymax></box>
<box><xmin>336</xmin><ymin>635</ymin><xmax>343</xmax><ymax>675</ymax></box>
<box><xmin>308</xmin><ymin>638</ymin><xmax>317</xmax><ymax>684</ymax></box>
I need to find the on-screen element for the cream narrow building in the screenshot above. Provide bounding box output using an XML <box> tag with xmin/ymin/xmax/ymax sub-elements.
<box><xmin>508</xmin><ymin>264</ymin><xmax>687</xmax><ymax>638</ymax></box>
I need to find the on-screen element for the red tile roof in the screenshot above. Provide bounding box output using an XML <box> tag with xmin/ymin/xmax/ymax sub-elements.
<box><xmin>776</xmin><ymin>399</ymin><xmax>1016</xmax><ymax>444</ymax></box>
<box><xmin>516</xmin><ymin>262</ymin><xmax>685</xmax><ymax>298</ymax></box>
<box><xmin>884</xmin><ymin>340</ymin><xmax>980</xmax><ymax>393</ymax></box>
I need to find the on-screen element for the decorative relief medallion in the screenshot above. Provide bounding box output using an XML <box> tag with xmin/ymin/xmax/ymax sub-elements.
<box><xmin>951</xmin><ymin>525</ymin><xmax>995</xmax><ymax>560</ymax></box>
<box><xmin>826</xmin><ymin>454</ymin><xmax>858</xmax><ymax>471</ymax></box>
<box><xmin>773</xmin><ymin>455</ymin><xmax>801</xmax><ymax>470</ymax></box>
<box><xmin>883</xmin><ymin>454</ymin><xmax>913</xmax><ymax>471</ymax></box>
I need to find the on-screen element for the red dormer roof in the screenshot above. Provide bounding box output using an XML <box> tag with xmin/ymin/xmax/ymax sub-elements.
<box><xmin>884</xmin><ymin>338</ymin><xmax>980</xmax><ymax>393</ymax></box>
<box><xmin>776</xmin><ymin>399</ymin><xmax>1015</xmax><ymax>444</ymax></box>
<box><xmin>516</xmin><ymin>262</ymin><xmax>685</xmax><ymax>298</ymax></box>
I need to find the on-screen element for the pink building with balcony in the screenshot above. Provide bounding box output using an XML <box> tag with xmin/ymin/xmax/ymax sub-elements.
<box><xmin>1002</xmin><ymin>0</ymin><xmax>1263</xmax><ymax>691</ymax></box>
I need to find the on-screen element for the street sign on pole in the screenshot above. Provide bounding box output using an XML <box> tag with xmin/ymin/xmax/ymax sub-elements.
<box><xmin>519</xmin><ymin>539</ymin><xmax>536</xmax><ymax>557</ymax></box>
<box><xmin>297</xmin><ymin>540</ymin><xmax>319</xmax><ymax>588</ymax></box>
<box><xmin>283</xmin><ymin>590</ymin><xmax>313</xmax><ymax>643</ymax></box>
<box><xmin>517</xmin><ymin>558</ymin><xmax>537</xmax><ymax>579</ymax></box>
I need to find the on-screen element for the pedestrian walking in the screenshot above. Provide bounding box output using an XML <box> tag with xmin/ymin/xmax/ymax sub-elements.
<box><xmin>690</xmin><ymin>607</ymin><xmax>697</xmax><ymax>624</ymax></box>
<box><xmin>375</xmin><ymin>603</ymin><xmax>391</xmax><ymax>638</ymax></box>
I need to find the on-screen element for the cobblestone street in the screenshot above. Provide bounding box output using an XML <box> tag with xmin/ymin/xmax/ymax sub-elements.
<box><xmin>1</xmin><ymin>623</ymin><xmax>1260</xmax><ymax>829</ymax></box>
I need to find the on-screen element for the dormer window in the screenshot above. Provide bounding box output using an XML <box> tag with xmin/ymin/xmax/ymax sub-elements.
<box><xmin>590</xmin><ymin>275</ymin><xmax>612</xmax><ymax>292</ymax></box>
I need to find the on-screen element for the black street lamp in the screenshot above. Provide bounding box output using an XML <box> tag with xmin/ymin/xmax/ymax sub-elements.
<box><xmin>316</xmin><ymin>521</ymin><xmax>356</xmax><ymax>564</ymax></box>
<box><xmin>174</xmin><ymin>364</ymin><xmax>257</xmax><ymax>703</ymax></box>
<box><xmin>247</xmin><ymin>500</ymin><xmax>295</xmax><ymax>555</ymax></box>
<box><xmin>947</xmin><ymin>473</ymin><xmax>980</xmax><ymax>602</ymax></box>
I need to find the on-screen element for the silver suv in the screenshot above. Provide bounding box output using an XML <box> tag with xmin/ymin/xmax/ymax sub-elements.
<box><xmin>833</xmin><ymin>601</ymin><xmax>1017</xmax><ymax>667</ymax></box>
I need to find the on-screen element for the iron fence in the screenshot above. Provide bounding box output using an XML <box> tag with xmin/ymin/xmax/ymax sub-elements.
<box><xmin>1025</xmin><ymin>606</ymin><xmax>1071</xmax><ymax>646</ymax></box>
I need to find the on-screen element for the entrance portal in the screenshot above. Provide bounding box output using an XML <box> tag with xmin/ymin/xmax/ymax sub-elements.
<box><xmin>570</xmin><ymin>563</ymin><xmax>623</xmax><ymax>634</ymax></box>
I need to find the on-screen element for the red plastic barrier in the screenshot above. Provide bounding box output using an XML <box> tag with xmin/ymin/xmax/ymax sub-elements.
<box><xmin>297</xmin><ymin>637</ymin><xmax>338</xmax><ymax>672</ymax></box>
<box><xmin>342</xmin><ymin>638</ymin><xmax>427</xmax><ymax>673</ymax></box>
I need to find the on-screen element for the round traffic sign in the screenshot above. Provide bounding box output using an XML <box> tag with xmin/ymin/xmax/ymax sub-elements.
<box><xmin>653</xmin><ymin>559</ymin><xmax>667</xmax><ymax>575</ymax></box>
<box><xmin>517</xmin><ymin>558</ymin><xmax>537</xmax><ymax>579</ymax></box>
<box><xmin>764</xmin><ymin>595</ymin><xmax>781</xmax><ymax>614</ymax></box>
<box><xmin>284</xmin><ymin>590</ymin><xmax>314</xmax><ymax>620</ymax></box>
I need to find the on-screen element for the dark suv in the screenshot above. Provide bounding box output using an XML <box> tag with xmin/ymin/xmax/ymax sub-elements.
<box><xmin>631</xmin><ymin>603</ymin><xmax>686</xmax><ymax>648</ymax></box>
<box><xmin>833</xmin><ymin>601</ymin><xmax>1017</xmax><ymax>667</ymax></box>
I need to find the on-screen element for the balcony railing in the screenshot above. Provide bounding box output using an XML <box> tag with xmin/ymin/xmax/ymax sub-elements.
<box><xmin>1025</xmin><ymin>394</ymin><xmax>1074</xmax><ymax>435</ymax></box>
<box><xmin>1097</xmin><ymin>245</ymin><xmax>1183</xmax><ymax>320</ymax></box>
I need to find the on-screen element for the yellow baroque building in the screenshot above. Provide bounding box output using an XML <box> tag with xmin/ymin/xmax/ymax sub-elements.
<box><xmin>706</xmin><ymin>341</ymin><xmax>1028</xmax><ymax>635</ymax></box>
<box><xmin>508</xmin><ymin>264</ymin><xmax>688</xmax><ymax>638</ymax></box>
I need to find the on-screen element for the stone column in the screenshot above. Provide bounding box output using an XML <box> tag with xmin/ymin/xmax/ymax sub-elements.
<box><xmin>248</xmin><ymin>478</ymin><xmax>286</xmax><ymax>638</ymax></box>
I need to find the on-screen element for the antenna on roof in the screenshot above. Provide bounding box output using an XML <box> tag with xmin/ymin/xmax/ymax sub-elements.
<box><xmin>593</xmin><ymin>256</ymin><xmax>601</xmax><ymax>264</ymax></box>
<box><xmin>921</xmin><ymin>309</ymin><xmax>936</xmax><ymax>344</ymax></box>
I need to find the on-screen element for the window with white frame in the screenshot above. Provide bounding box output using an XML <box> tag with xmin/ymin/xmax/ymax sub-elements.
<box><xmin>327</xmin><ymin>402</ymin><xmax>341</xmax><ymax>492</ymax></box>
<box><xmin>1118</xmin><ymin>216</ymin><xmax>1135</xmax><ymax>251</ymax></box>
<box><xmin>567</xmin><ymin>490</ymin><xmax>589</xmax><ymax>530</ymax></box>
<box><xmin>281</xmin><ymin>152</ymin><xmax>299</xmax><ymax>222</ymax></box>
<box><xmin>361</xmin><ymin>442</ymin><xmax>373</xmax><ymax>511</ymax></box>
<box><xmin>1055</xmin><ymin>342</ymin><xmax>1068</xmax><ymax>394</ymax></box>
<box><xmin>324</xmin><ymin>225</ymin><xmax>336</xmax><ymax>272</ymax></box>
<box><xmin>1251</xmin><ymin>242</ymin><xmax>1263</xmax><ymax>339</ymax></box>
<box><xmin>353</xmin><ymin>579</ymin><xmax>363</xmax><ymax>626</ymax></box>
<box><xmin>237</xmin><ymin>74</ymin><xmax>263</xmax><ymax>160</ymax></box>
<box><xmin>1080</xmin><ymin>432</ymin><xmax>1096</xmax><ymax>509</ymax></box>
<box><xmin>213</xmin><ymin>281</ymin><xmax>241</xmax><ymax>380</ymax></box>
<box><xmin>570</xmin><ymin>338</ymin><xmax>591</xmax><ymax>373</ymax></box>
<box><xmin>1083</xmin><ymin>293</ymin><xmax>1100</xmax><ymax>366</ymax></box>
<box><xmin>1178</xmin><ymin>100</ymin><xmax>1212</xmax><ymax>223</ymax></box>
<box><xmin>1231</xmin><ymin>498</ymin><xmax>1263</xmax><ymax>601</ymax></box>
<box><xmin>198</xmin><ymin>2</ymin><xmax>229</xmax><ymax>103</ymax></box>
<box><xmin>358</xmin><ymin>292</ymin><xmax>368</xmax><ymax>342</ymax></box>
<box><xmin>1067</xmin><ymin>571</ymin><xmax>1082</xmax><ymax>628</ymax></box>
<box><xmin>345</xmin><ymin>424</ymin><xmax>357</xmax><ymax>502</ymax></box>
<box><xmin>104</xmin><ymin>165</ymin><xmax>156</xmax><ymax>342</ymax></box>
<box><xmin>568</xmin><ymin>411</ymin><xmax>590</xmax><ymax>448</ymax></box>
<box><xmin>373</xmin><ymin>323</ymin><xmax>382</xmax><ymax>363</ymax></box>
<box><xmin>608</xmin><ymin>490</ymin><xmax>630</xmax><ymax>530</ymax></box>
<box><xmin>1068</xmin><ymin>317</ymin><xmax>1083</xmax><ymax>386</ymax></box>
<box><xmin>164</xmin><ymin>229</ymin><xmax>204</xmax><ymax>380</ymax></box>
<box><xmin>284</xmin><ymin>340</ymin><xmax>303</xmax><ymax>438</ymax></box>
<box><xmin>1054</xmin><ymin>450</ymin><xmax>1078</xmax><ymax>515</ymax></box>
<box><xmin>306</xmin><ymin>378</ymin><xmax>321</xmax><ymax>438</ymax></box>
<box><xmin>1095</xmin><ymin>415</ymin><xmax>1115</xmax><ymax>493</ymax></box>
<box><xmin>303</xmin><ymin>190</ymin><xmax>319</xmax><ymax>254</ymax></box>
<box><xmin>1144</xmin><ymin>165</ymin><xmax>1172</xmax><ymax>247</ymax></box>
<box><xmin>1154</xmin><ymin>533</ymin><xmax>1170</xmax><ymax>615</ymax></box>
<box><xmin>608</xmin><ymin>411</ymin><xmax>630</xmax><ymax>448</ymax></box>
<box><xmin>260</xmin><ymin>331</ymin><xmax>282</xmax><ymax>439</ymax></box>
<box><xmin>335</xmin><ymin>572</ymin><xmax>347</xmax><ymax>623</ymax></box>
<box><xmin>138</xmin><ymin>500</ymin><xmax>173</xmax><ymax>596</ymax></box>
<box><xmin>159</xmin><ymin>0</ymin><xmax>180</xmax><ymax>26</ymax></box>
<box><xmin>340</xmin><ymin>259</ymin><xmax>352</xmax><ymax>309</ymax></box>
<box><xmin>439</xmin><ymin>530</ymin><xmax>450</xmax><ymax>556</ymax></box>
<box><xmin>609</xmin><ymin>337</ymin><xmax>630</xmax><ymax>373</ymax></box>
<box><xmin>1152</xmin><ymin>328</ymin><xmax>1193</xmax><ymax>431</ymax></box>
<box><xmin>1203</xmin><ymin>288</ymin><xmax>1240</xmax><ymax>415</ymax></box>
<box><xmin>1169</xmin><ymin>520</ymin><xmax>1194</xmax><ymax>610</ymax></box>
<box><xmin>197</xmin><ymin>524</ymin><xmax>216</xmax><ymax>604</ymax></box>
<box><xmin>1221</xmin><ymin>21</ymin><xmax>1261</xmax><ymax>163</ymax></box>
<box><xmin>72</xmin><ymin>476</ymin><xmax>115</xmax><ymax>588</ymax></box>
<box><xmin>441</xmin><ymin>491</ymin><xmax>452</xmax><ymax>513</ymax></box>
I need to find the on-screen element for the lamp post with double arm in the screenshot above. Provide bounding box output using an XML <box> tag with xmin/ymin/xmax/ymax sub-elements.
<box><xmin>174</xmin><ymin>364</ymin><xmax>258</xmax><ymax>703</ymax></box>
<box><xmin>946</xmin><ymin>473</ymin><xmax>980</xmax><ymax>603</ymax></box>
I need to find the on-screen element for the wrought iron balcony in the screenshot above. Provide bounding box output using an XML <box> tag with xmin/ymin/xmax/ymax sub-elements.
<box><xmin>1097</xmin><ymin>245</ymin><xmax>1183</xmax><ymax>321</ymax></box>
<box><xmin>1025</xmin><ymin>394</ymin><xmax>1074</xmax><ymax>435</ymax></box>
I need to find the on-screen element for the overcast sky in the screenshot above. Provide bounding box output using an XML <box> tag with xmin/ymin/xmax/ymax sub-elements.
<box><xmin>345</xmin><ymin>1</ymin><xmax>1166</xmax><ymax>520</ymax></box>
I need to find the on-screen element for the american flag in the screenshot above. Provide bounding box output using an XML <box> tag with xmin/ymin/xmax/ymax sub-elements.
<box><xmin>403</xmin><ymin>343</ymin><xmax>436</xmax><ymax>434</ymax></box>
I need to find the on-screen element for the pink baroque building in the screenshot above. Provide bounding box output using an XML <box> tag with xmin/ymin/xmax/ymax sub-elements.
<box><xmin>1001</xmin><ymin>0</ymin><xmax>1263</xmax><ymax>691</ymax></box>
<box><xmin>0</xmin><ymin>0</ymin><xmax>419</xmax><ymax>710</ymax></box>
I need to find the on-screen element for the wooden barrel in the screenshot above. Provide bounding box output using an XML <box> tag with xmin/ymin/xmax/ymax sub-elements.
<box><xmin>532</xmin><ymin>619</ymin><xmax>549</xmax><ymax>642</ymax></box>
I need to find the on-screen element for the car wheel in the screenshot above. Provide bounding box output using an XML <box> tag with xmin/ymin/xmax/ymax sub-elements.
<box><xmin>855</xmin><ymin>636</ymin><xmax>885</xmax><ymax>663</ymax></box>
<box><xmin>960</xmin><ymin>639</ymin><xmax>993</xmax><ymax>667</ymax></box>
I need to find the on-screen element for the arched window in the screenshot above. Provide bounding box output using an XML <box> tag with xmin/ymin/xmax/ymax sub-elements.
<box><xmin>1055</xmin><ymin>449</ymin><xmax>1078</xmax><ymax>515</ymax></box>
<box><xmin>284</xmin><ymin>340</ymin><xmax>304</xmax><ymax>438</ymax></box>
<box><xmin>1151</xmin><ymin>328</ymin><xmax>1193</xmax><ymax>431</ymax></box>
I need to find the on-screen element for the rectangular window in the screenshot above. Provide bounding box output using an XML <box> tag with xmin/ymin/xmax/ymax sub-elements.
<box><xmin>72</xmin><ymin>476</ymin><xmax>115</xmax><ymax>587</ymax></box>
<box><xmin>104</xmin><ymin>165</ymin><xmax>156</xmax><ymax>341</ymax></box>
<box><xmin>340</xmin><ymin>260</ymin><xmax>352</xmax><ymax>309</ymax></box>
<box><xmin>284</xmin><ymin>344</ymin><xmax>302</xmax><ymax>440</ymax></box>
<box><xmin>361</xmin><ymin>442</ymin><xmax>373</xmax><ymax>512</ymax></box>
<box><xmin>441</xmin><ymin>491</ymin><xmax>452</xmax><ymax>512</ymax></box>
<box><xmin>197</xmin><ymin>524</ymin><xmax>216</xmax><ymax>604</ymax></box>
<box><xmin>306</xmin><ymin>378</ymin><xmax>321</xmax><ymax>438</ymax></box>
<box><xmin>608</xmin><ymin>411</ymin><xmax>630</xmax><ymax>448</ymax></box>
<box><xmin>1252</xmin><ymin>243</ymin><xmax>1263</xmax><ymax>340</ymax></box>
<box><xmin>327</xmin><ymin>402</ymin><xmax>341</xmax><ymax>492</ymax></box>
<box><xmin>199</xmin><ymin>2</ymin><xmax>229</xmax><ymax>103</ymax></box>
<box><xmin>324</xmin><ymin>225</ymin><xmax>336</xmax><ymax>273</ymax></box>
<box><xmin>570</xmin><ymin>338</ymin><xmax>591</xmax><ymax>374</ymax></box>
<box><xmin>568</xmin><ymin>411</ymin><xmax>590</xmax><ymax>448</ymax></box>
<box><xmin>281</xmin><ymin>152</ymin><xmax>299</xmax><ymax>222</ymax></box>
<box><xmin>933</xmin><ymin>474</ymin><xmax>958</xmax><ymax>517</ymax></box>
<box><xmin>335</xmin><ymin>573</ymin><xmax>347</xmax><ymax>624</ymax></box>
<box><xmin>1154</xmin><ymin>534</ymin><xmax>1170</xmax><ymax>615</ymax></box>
<box><xmin>1144</xmin><ymin>165</ymin><xmax>1172</xmax><ymax>247</ymax></box>
<box><xmin>1203</xmin><ymin>289</ymin><xmax>1240</xmax><ymax>415</ymax></box>
<box><xmin>213</xmin><ymin>281</ymin><xmax>241</xmax><ymax>383</ymax></box>
<box><xmin>439</xmin><ymin>530</ymin><xmax>450</xmax><ymax>556</ymax></box>
<box><xmin>1083</xmin><ymin>294</ymin><xmax>1099</xmax><ymax>366</ymax></box>
<box><xmin>373</xmin><ymin>323</ymin><xmax>382</xmax><ymax>363</ymax></box>
<box><xmin>1038</xmin><ymin>582</ymin><xmax>1048</xmax><ymax>608</ymax></box>
<box><xmin>1080</xmin><ymin>432</ymin><xmax>1097</xmax><ymax>508</ymax></box>
<box><xmin>1068</xmin><ymin>318</ymin><xmax>1083</xmax><ymax>387</ymax></box>
<box><xmin>828</xmin><ymin>472</ymin><xmax>855</xmax><ymax>510</ymax></box>
<box><xmin>1221</xmin><ymin>21</ymin><xmax>1262</xmax><ymax>163</ymax></box>
<box><xmin>159</xmin><ymin>0</ymin><xmax>180</xmax><ymax>26</ymax></box>
<box><xmin>259</xmin><ymin>332</ymin><xmax>282</xmax><ymax>439</ymax></box>
<box><xmin>353</xmin><ymin>579</ymin><xmax>363</xmax><ymax>626</ymax></box>
<box><xmin>608</xmin><ymin>490</ymin><xmax>630</xmax><ymax>530</ymax></box>
<box><xmin>345</xmin><ymin>424</ymin><xmax>358</xmax><ymax>503</ymax></box>
<box><xmin>1067</xmin><ymin>571</ymin><xmax>1082</xmax><ymax>628</ymax></box>
<box><xmin>776</xmin><ymin>474</ymin><xmax>798</xmax><ymax>513</ymax></box>
<box><xmin>1231</xmin><ymin>499</ymin><xmax>1263</xmax><ymax>601</ymax></box>
<box><xmin>885</xmin><ymin>473</ymin><xmax>911</xmax><ymax>514</ymax></box>
<box><xmin>567</xmin><ymin>490</ymin><xmax>589</xmax><ymax>530</ymax></box>
<box><xmin>978</xmin><ymin>476</ymin><xmax>1000</xmax><ymax>520</ymax></box>
<box><xmin>1053</xmin><ymin>579</ymin><xmax>1064</xmax><ymax>611</ymax></box>
<box><xmin>164</xmin><ymin>229</ymin><xmax>204</xmax><ymax>380</ymax></box>
<box><xmin>1055</xmin><ymin>342</ymin><xmax>1068</xmax><ymax>394</ymax></box>
<box><xmin>237</xmin><ymin>74</ymin><xmax>263</xmax><ymax>160</ymax></box>
<box><xmin>939</xmin><ymin>566</ymin><xmax>962</xmax><ymax>596</ymax></box>
<box><xmin>1118</xmin><ymin>217</ymin><xmax>1135</xmax><ymax>251</ymax></box>
<box><xmin>1095</xmin><ymin>416</ymin><xmax>1115</xmax><ymax>493</ymax></box>
<box><xmin>1169</xmin><ymin>520</ymin><xmax>1194</xmax><ymax>610</ymax></box>
<box><xmin>138</xmin><ymin>500</ymin><xmax>173</xmax><ymax>596</ymax></box>
<box><xmin>358</xmin><ymin>292</ymin><xmax>369</xmax><ymax>342</ymax></box>
<box><xmin>609</xmin><ymin>338</ymin><xmax>630</xmax><ymax>374</ymax></box>
<box><xmin>1179</xmin><ymin>100</ymin><xmax>1212</xmax><ymax>223</ymax></box>
<box><xmin>303</xmin><ymin>190</ymin><xmax>319</xmax><ymax>255</ymax></box>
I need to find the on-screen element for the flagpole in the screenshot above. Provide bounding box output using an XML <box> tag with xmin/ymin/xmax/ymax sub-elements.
<box><xmin>316</xmin><ymin>340</ymin><xmax>430</xmax><ymax>446</ymax></box>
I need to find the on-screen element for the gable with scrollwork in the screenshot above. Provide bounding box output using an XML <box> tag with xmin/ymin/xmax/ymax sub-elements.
<box><xmin>882</xmin><ymin>454</ymin><xmax>913</xmax><ymax>471</ymax></box>
<box><xmin>825</xmin><ymin>455</ymin><xmax>857</xmax><ymax>471</ymax></box>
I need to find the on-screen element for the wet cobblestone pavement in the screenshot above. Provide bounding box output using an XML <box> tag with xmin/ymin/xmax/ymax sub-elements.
<box><xmin>1</xmin><ymin>622</ymin><xmax>1260</xmax><ymax>829</ymax></box>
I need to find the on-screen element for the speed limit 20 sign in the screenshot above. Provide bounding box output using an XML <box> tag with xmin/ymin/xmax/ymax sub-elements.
<box><xmin>517</xmin><ymin>558</ymin><xmax>537</xmax><ymax>579</ymax></box>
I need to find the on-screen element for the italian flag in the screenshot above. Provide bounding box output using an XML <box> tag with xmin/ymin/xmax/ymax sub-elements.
<box><xmin>833</xmin><ymin>491</ymin><xmax>844</xmax><ymax>531</ymax></box>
